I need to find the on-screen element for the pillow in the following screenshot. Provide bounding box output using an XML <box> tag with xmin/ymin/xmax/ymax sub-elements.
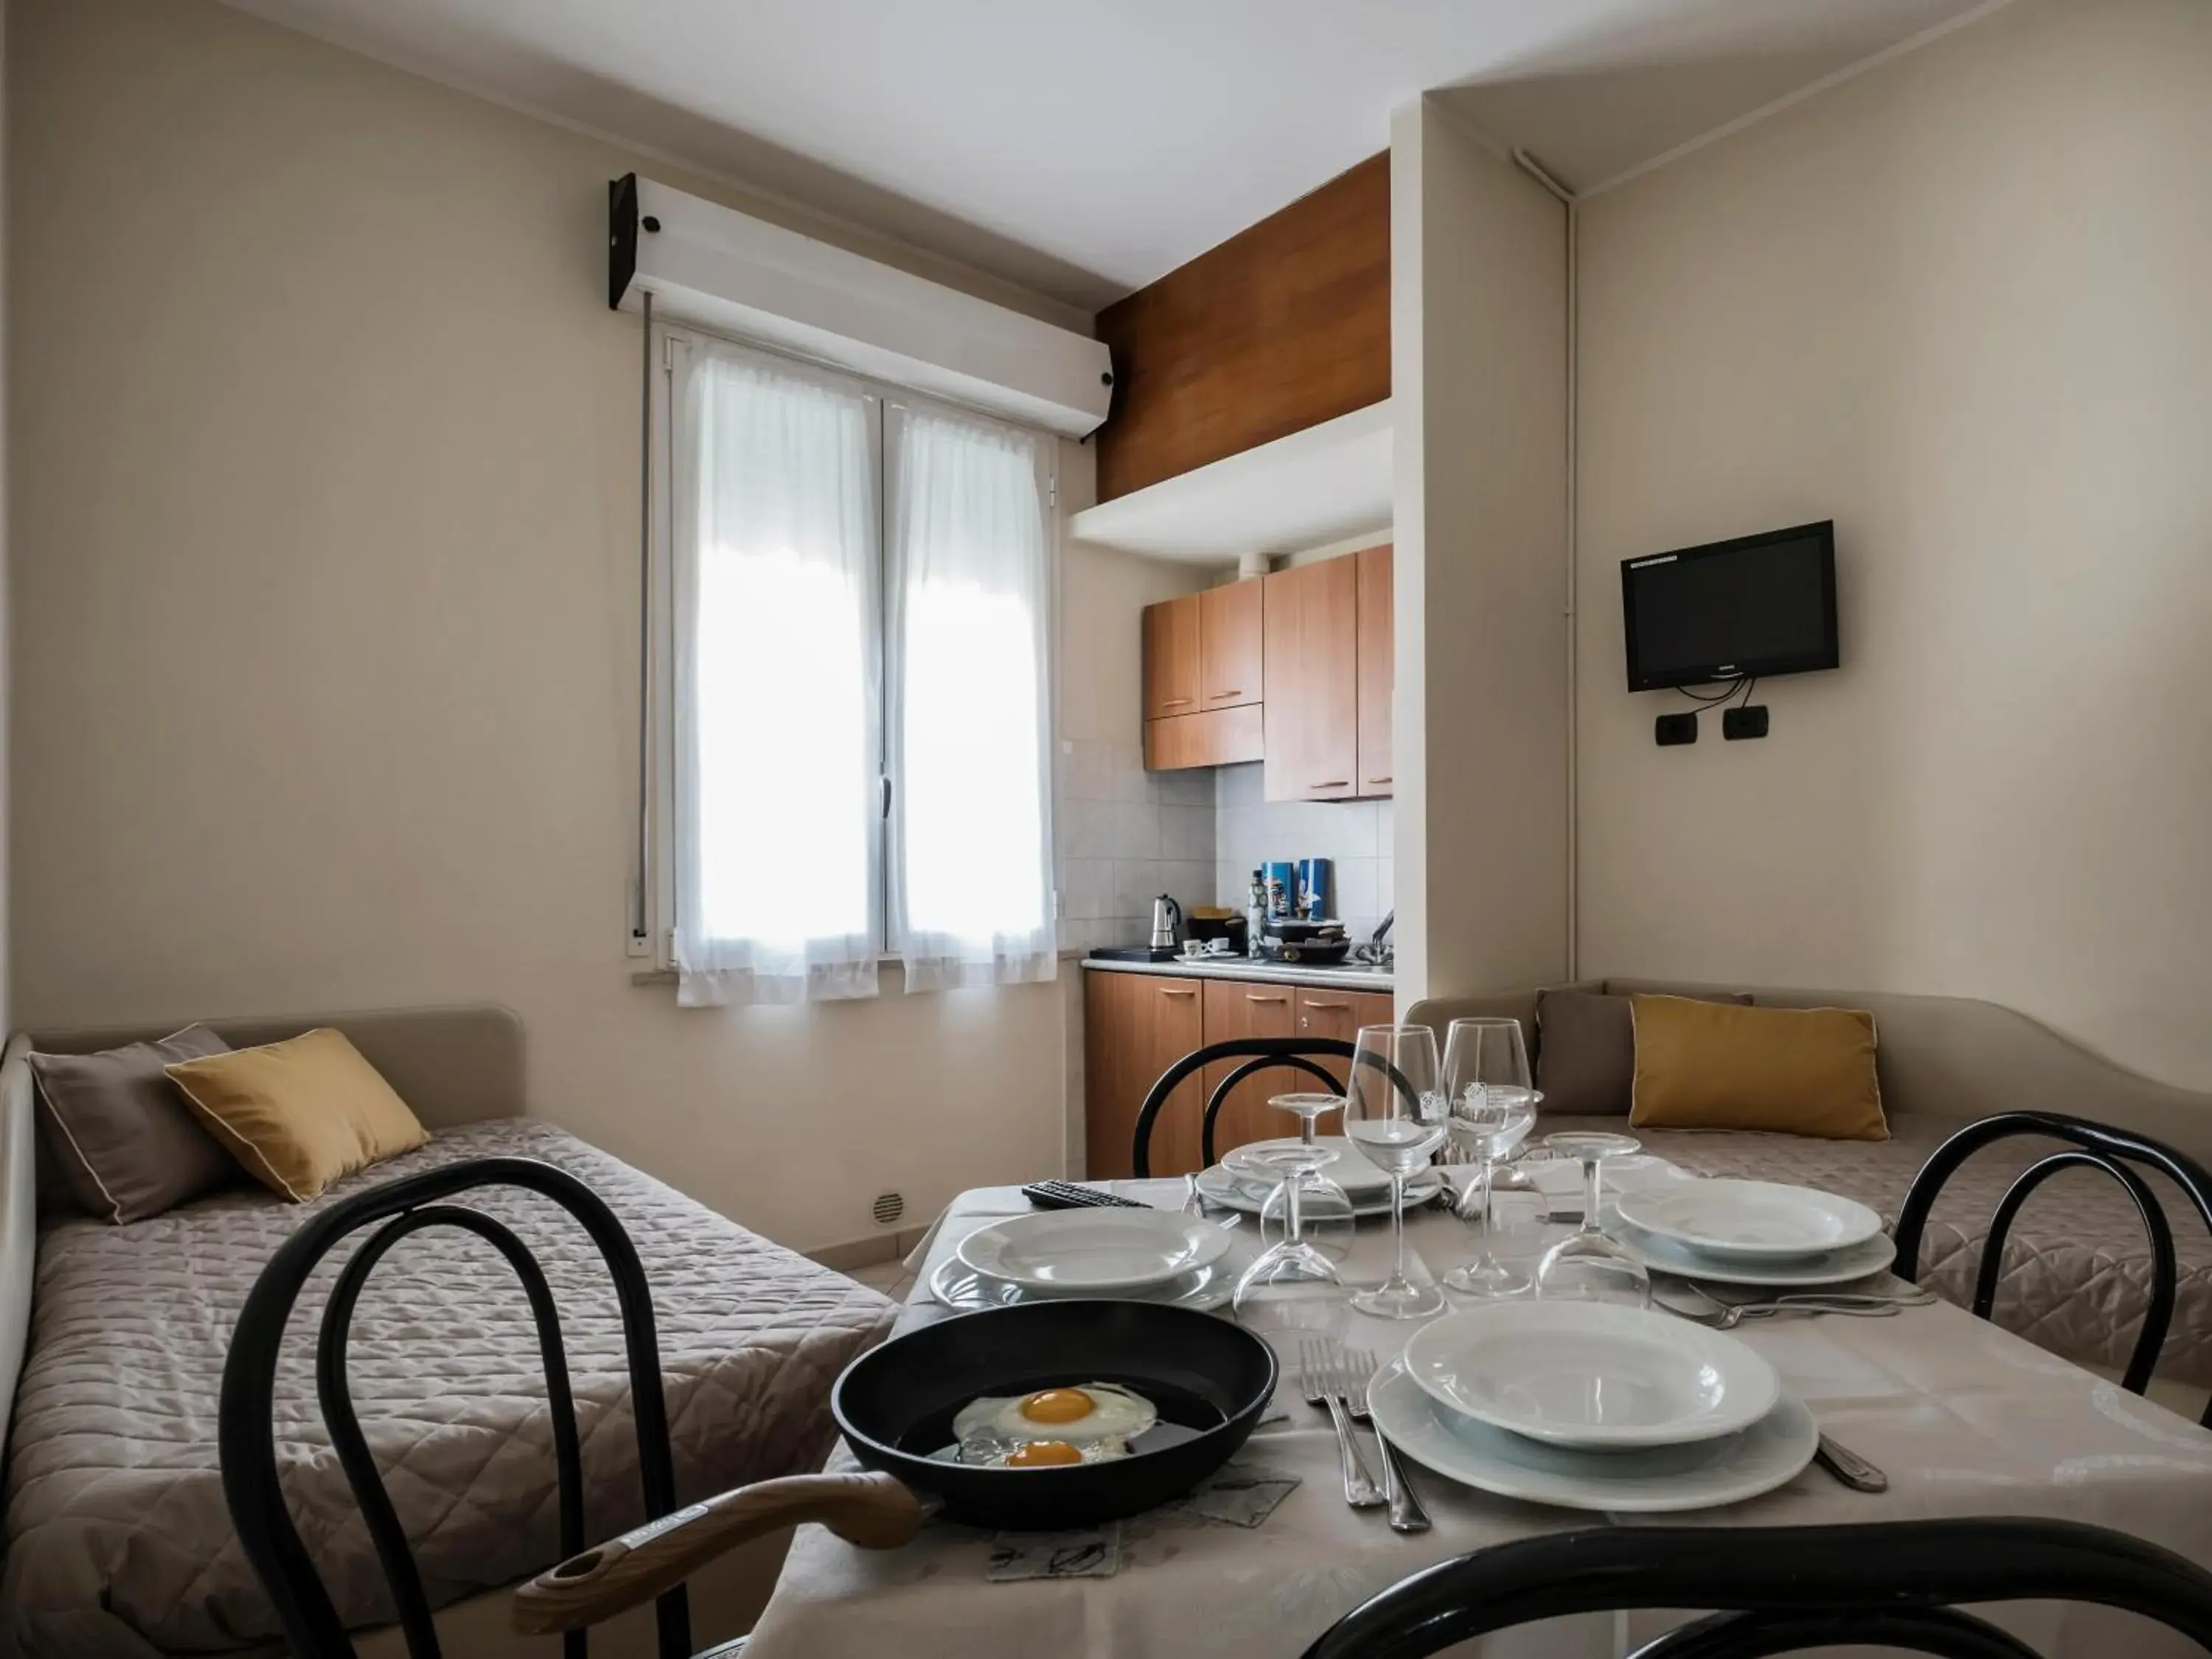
<box><xmin>28</xmin><ymin>1025</ymin><xmax>237</xmax><ymax>1222</ymax></box>
<box><xmin>1534</xmin><ymin>987</ymin><xmax>1751</xmax><ymax>1115</ymax></box>
<box><xmin>165</xmin><ymin>1028</ymin><xmax>430</xmax><ymax>1201</ymax></box>
<box><xmin>1628</xmin><ymin>995</ymin><xmax>1888</xmax><ymax>1141</ymax></box>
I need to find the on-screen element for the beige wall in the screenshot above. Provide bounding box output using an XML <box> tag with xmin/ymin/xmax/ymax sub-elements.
<box><xmin>6</xmin><ymin>0</ymin><xmax>1097</xmax><ymax>1248</ymax></box>
<box><xmin>1576</xmin><ymin>0</ymin><xmax>2212</xmax><ymax>1085</ymax></box>
<box><xmin>1391</xmin><ymin>98</ymin><xmax>1570</xmax><ymax>1004</ymax></box>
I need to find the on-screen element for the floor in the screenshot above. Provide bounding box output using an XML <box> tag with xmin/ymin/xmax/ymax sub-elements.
<box><xmin>850</xmin><ymin>1256</ymin><xmax>916</xmax><ymax>1300</ymax></box>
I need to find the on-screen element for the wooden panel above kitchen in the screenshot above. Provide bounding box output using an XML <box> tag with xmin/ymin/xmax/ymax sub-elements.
<box><xmin>1094</xmin><ymin>153</ymin><xmax>1389</xmax><ymax>503</ymax></box>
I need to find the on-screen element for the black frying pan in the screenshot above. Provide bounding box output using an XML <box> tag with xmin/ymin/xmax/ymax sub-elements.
<box><xmin>834</xmin><ymin>1299</ymin><xmax>1279</xmax><ymax>1529</ymax></box>
<box><xmin>513</xmin><ymin>1301</ymin><xmax>1278</xmax><ymax>1635</ymax></box>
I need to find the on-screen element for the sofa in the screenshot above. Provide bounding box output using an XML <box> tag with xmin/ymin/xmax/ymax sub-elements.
<box><xmin>1407</xmin><ymin>979</ymin><xmax>2212</xmax><ymax>1402</ymax></box>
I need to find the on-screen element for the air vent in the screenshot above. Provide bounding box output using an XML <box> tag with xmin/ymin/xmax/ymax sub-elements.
<box><xmin>872</xmin><ymin>1192</ymin><xmax>905</xmax><ymax>1227</ymax></box>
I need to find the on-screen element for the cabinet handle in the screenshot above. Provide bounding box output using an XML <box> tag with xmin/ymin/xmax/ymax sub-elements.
<box><xmin>1208</xmin><ymin>689</ymin><xmax>1242</xmax><ymax>700</ymax></box>
<box><xmin>1160</xmin><ymin>988</ymin><xmax>1197</xmax><ymax>998</ymax></box>
<box><xmin>1245</xmin><ymin>993</ymin><xmax>1288</xmax><ymax>1004</ymax></box>
<box><xmin>1304</xmin><ymin>998</ymin><xmax>1351</xmax><ymax>1009</ymax></box>
<box><xmin>1309</xmin><ymin>780</ymin><xmax>1350</xmax><ymax>790</ymax></box>
<box><xmin>1367</xmin><ymin>775</ymin><xmax>1392</xmax><ymax>785</ymax></box>
<box><xmin>1162</xmin><ymin>698</ymin><xmax>1194</xmax><ymax>708</ymax></box>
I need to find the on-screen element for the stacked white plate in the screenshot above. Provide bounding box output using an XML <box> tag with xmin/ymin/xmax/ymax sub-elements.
<box><xmin>1372</xmin><ymin>1302</ymin><xmax>1818</xmax><ymax>1512</ymax></box>
<box><xmin>1192</xmin><ymin>1135</ymin><xmax>1444</xmax><ymax>1217</ymax></box>
<box><xmin>1611</xmin><ymin>1178</ymin><xmax>1896</xmax><ymax>1288</ymax></box>
<box><xmin>933</xmin><ymin>1208</ymin><xmax>1241</xmax><ymax>1312</ymax></box>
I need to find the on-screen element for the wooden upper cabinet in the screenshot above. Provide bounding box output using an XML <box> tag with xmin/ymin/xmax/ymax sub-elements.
<box><xmin>1141</xmin><ymin>593</ymin><xmax>1201</xmax><ymax>721</ymax></box>
<box><xmin>1356</xmin><ymin>544</ymin><xmax>1394</xmax><ymax>799</ymax></box>
<box><xmin>1199</xmin><ymin>579</ymin><xmax>1263</xmax><ymax>710</ymax></box>
<box><xmin>1262</xmin><ymin>557</ymin><xmax>1360</xmax><ymax>801</ymax></box>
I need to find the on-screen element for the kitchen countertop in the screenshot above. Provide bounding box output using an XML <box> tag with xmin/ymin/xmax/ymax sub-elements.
<box><xmin>1080</xmin><ymin>953</ymin><xmax>1393</xmax><ymax>993</ymax></box>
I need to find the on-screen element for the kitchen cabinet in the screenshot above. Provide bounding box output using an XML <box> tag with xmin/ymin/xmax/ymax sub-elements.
<box><xmin>1083</xmin><ymin>970</ymin><xmax>1205</xmax><ymax>1180</ymax></box>
<box><xmin>1200</xmin><ymin>979</ymin><xmax>1298</xmax><ymax>1158</ymax></box>
<box><xmin>1084</xmin><ymin>970</ymin><xmax>1394</xmax><ymax>1178</ymax></box>
<box><xmin>1262</xmin><ymin>556</ymin><xmax>1360</xmax><ymax>801</ymax></box>
<box><xmin>1199</xmin><ymin>579</ymin><xmax>1263</xmax><ymax>710</ymax></box>
<box><xmin>1356</xmin><ymin>544</ymin><xmax>1393</xmax><ymax>797</ymax></box>
<box><xmin>1144</xmin><ymin>705</ymin><xmax>1262</xmax><ymax>771</ymax></box>
<box><xmin>1141</xmin><ymin>593</ymin><xmax>1202</xmax><ymax>722</ymax></box>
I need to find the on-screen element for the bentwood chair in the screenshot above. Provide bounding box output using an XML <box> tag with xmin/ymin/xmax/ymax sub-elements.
<box><xmin>1893</xmin><ymin>1110</ymin><xmax>2212</xmax><ymax>1427</ymax></box>
<box><xmin>1130</xmin><ymin>1036</ymin><xmax>1359</xmax><ymax>1178</ymax></box>
<box><xmin>1300</xmin><ymin>1518</ymin><xmax>2212</xmax><ymax>1659</ymax></box>
<box><xmin>220</xmin><ymin>1157</ymin><xmax>919</xmax><ymax>1659</ymax></box>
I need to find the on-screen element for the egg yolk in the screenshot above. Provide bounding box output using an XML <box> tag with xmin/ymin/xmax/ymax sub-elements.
<box><xmin>1004</xmin><ymin>1440</ymin><xmax>1084</xmax><ymax>1467</ymax></box>
<box><xmin>1019</xmin><ymin>1388</ymin><xmax>1096</xmax><ymax>1424</ymax></box>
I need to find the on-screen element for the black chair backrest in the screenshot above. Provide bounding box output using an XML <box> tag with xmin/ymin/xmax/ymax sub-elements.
<box><xmin>219</xmin><ymin>1155</ymin><xmax>691</xmax><ymax>1659</ymax></box>
<box><xmin>1130</xmin><ymin>1037</ymin><xmax>1356</xmax><ymax>1178</ymax></box>
<box><xmin>1893</xmin><ymin>1110</ymin><xmax>2212</xmax><ymax>1427</ymax></box>
<box><xmin>1300</xmin><ymin>1518</ymin><xmax>2212</xmax><ymax>1659</ymax></box>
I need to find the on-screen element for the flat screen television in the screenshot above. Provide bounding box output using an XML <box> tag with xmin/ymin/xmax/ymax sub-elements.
<box><xmin>1621</xmin><ymin>521</ymin><xmax>1837</xmax><ymax>692</ymax></box>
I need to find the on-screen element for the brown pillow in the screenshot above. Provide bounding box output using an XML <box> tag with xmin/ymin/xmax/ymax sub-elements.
<box><xmin>28</xmin><ymin>1026</ymin><xmax>238</xmax><ymax>1223</ymax></box>
<box><xmin>1534</xmin><ymin>987</ymin><xmax>1751</xmax><ymax>1115</ymax></box>
<box><xmin>1628</xmin><ymin>995</ymin><xmax>1888</xmax><ymax>1141</ymax></box>
<box><xmin>165</xmin><ymin>1028</ymin><xmax>430</xmax><ymax>1202</ymax></box>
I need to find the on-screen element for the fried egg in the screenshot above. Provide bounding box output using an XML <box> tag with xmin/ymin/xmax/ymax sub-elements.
<box><xmin>953</xmin><ymin>1383</ymin><xmax>1159</xmax><ymax>1454</ymax></box>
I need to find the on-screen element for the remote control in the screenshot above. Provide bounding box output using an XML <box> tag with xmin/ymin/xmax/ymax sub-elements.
<box><xmin>1020</xmin><ymin>1180</ymin><xmax>1150</xmax><ymax>1211</ymax></box>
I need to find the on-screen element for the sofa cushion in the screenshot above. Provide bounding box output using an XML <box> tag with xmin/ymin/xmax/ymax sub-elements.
<box><xmin>27</xmin><ymin>1026</ymin><xmax>237</xmax><ymax>1223</ymax></box>
<box><xmin>1534</xmin><ymin>986</ymin><xmax>1750</xmax><ymax>1115</ymax></box>
<box><xmin>1630</xmin><ymin>995</ymin><xmax>1888</xmax><ymax>1141</ymax></box>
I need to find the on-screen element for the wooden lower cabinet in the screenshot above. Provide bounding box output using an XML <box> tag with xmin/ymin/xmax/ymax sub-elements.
<box><xmin>1084</xmin><ymin>971</ymin><xmax>1394</xmax><ymax>1179</ymax></box>
<box><xmin>1084</xmin><ymin>970</ymin><xmax>1205</xmax><ymax>1180</ymax></box>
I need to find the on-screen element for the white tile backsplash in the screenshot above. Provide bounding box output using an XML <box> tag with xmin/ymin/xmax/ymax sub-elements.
<box><xmin>1211</xmin><ymin>763</ymin><xmax>1393</xmax><ymax>939</ymax></box>
<box><xmin>1056</xmin><ymin>737</ymin><xmax>1218</xmax><ymax>942</ymax></box>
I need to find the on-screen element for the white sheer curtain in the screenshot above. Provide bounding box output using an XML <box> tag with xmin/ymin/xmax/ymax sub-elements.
<box><xmin>886</xmin><ymin>401</ymin><xmax>1057</xmax><ymax>990</ymax></box>
<box><xmin>672</xmin><ymin>341</ymin><xmax>883</xmax><ymax>1004</ymax></box>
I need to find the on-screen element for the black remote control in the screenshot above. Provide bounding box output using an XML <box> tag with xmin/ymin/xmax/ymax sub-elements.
<box><xmin>1020</xmin><ymin>1180</ymin><xmax>1150</xmax><ymax>1211</ymax></box>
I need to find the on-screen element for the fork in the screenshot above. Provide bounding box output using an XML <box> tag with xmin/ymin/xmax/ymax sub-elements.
<box><xmin>1339</xmin><ymin>1348</ymin><xmax>1431</xmax><ymax>1534</ymax></box>
<box><xmin>1659</xmin><ymin>1287</ymin><xmax>1913</xmax><ymax>1329</ymax></box>
<box><xmin>1299</xmin><ymin>1339</ymin><xmax>1385</xmax><ymax>1509</ymax></box>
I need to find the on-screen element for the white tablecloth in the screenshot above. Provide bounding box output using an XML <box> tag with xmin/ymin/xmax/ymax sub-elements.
<box><xmin>743</xmin><ymin>1182</ymin><xmax>2212</xmax><ymax>1659</ymax></box>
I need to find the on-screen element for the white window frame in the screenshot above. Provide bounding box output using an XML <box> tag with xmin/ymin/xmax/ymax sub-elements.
<box><xmin>641</xmin><ymin>321</ymin><xmax>1060</xmax><ymax>975</ymax></box>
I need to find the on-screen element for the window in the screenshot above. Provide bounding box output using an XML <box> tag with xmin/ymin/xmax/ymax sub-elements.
<box><xmin>653</xmin><ymin>332</ymin><xmax>1056</xmax><ymax>1004</ymax></box>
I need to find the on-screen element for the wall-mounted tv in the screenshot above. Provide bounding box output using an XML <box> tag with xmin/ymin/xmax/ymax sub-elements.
<box><xmin>1621</xmin><ymin>521</ymin><xmax>1837</xmax><ymax>692</ymax></box>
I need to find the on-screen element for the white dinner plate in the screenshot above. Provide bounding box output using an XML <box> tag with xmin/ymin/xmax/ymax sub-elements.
<box><xmin>1194</xmin><ymin>1164</ymin><xmax>1444</xmax><ymax>1218</ymax></box>
<box><xmin>1231</xmin><ymin>1135</ymin><xmax>1393</xmax><ymax>1196</ymax></box>
<box><xmin>928</xmin><ymin>1253</ymin><xmax>1236</xmax><ymax>1312</ymax></box>
<box><xmin>956</xmin><ymin>1208</ymin><xmax>1234</xmax><ymax>1295</ymax></box>
<box><xmin>1615</xmin><ymin>1220</ymin><xmax>1898</xmax><ymax>1288</ymax></box>
<box><xmin>1369</xmin><ymin>1361</ymin><xmax>1818</xmax><ymax>1513</ymax></box>
<box><xmin>1614</xmin><ymin>1179</ymin><xmax>1883</xmax><ymax>1260</ymax></box>
<box><xmin>1402</xmin><ymin>1301</ymin><xmax>1779</xmax><ymax>1450</ymax></box>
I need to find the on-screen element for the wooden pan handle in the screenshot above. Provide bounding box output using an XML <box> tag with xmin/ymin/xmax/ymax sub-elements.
<box><xmin>511</xmin><ymin>1471</ymin><xmax>926</xmax><ymax>1635</ymax></box>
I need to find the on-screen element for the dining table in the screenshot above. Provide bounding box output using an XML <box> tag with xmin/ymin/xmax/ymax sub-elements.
<box><xmin>739</xmin><ymin>1175</ymin><xmax>2212</xmax><ymax>1659</ymax></box>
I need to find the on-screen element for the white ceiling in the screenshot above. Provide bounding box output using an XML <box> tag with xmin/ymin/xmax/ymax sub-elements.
<box><xmin>221</xmin><ymin>0</ymin><xmax>1998</xmax><ymax>315</ymax></box>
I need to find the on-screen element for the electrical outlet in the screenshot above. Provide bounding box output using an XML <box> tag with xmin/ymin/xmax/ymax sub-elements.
<box><xmin>1655</xmin><ymin>712</ymin><xmax>1698</xmax><ymax>747</ymax></box>
<box><xmin>1723</xmin><ymin>705</ymin><xmax>1770</xmax><ymax>741</ymax></box>
<box><xmin>625</xmin><ymin>932</ymin><xmax>652</xmax><ymax>958</ymax></box>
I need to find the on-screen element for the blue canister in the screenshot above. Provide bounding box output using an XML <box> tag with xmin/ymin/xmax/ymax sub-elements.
<box><xmin>1296</xmin><ymin>858</ymin><xmax>1332</xmax><ymax>921</ymax></box>
<box><xmin>1262</xmin><ymin>860</ymin><xmax>1297</xmax><ymax>920</ymax></box>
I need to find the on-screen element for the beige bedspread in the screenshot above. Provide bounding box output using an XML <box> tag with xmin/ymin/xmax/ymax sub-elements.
<box><xmin>0</xmin><ymin>1119</ymin><xmax>896</xmax><ymax>1658</ymax></box>
<box><xmin>1544</xmin><ymin>1114</ymin><xmax>2212</xmax><ymax>1388</ymax></box>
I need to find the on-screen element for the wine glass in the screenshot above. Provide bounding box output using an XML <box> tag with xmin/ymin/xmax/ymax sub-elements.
<box><xmin>1535</xmin><ymin>1130</ymin><xmax>1651</xmax><ymax>1307</ymax></box>
<box><xmin>1228</xmin><ymin>1141</ymin><xmax>1353</xmax><ymax>1332</ymax></box>
<box><xmin>1342</xmin><ymin>1023</ymin><xmax>1449</xmax><ymax>1320</ymax></box>
<box><xmin>1440</xmin><ymin>1018</ymin><xmax>1540</xmax><ymax>1298</ymax></box>
<box><xmin>1256</xmin><ymin>1092</ymin><xmax>1355</xmax><ymax>1258</ymax></box>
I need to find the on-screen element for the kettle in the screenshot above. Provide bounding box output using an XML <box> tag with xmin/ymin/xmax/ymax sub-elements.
<box><xmin>1149</xmin><ymin>894</ymin><xmax>1183</xmax><ymax>950</ymax></box>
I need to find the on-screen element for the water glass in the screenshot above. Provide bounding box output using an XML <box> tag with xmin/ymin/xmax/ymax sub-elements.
<box><xmin>1534</xmin><ymin>1130</ymin><xmax>1651</xmax><ymax>1307</ymax></box>
<box><xmin>1440</xmin><ymin>1018</ymin><xmax>1539</xmax><ymax>1298</ymax></box>
<box><xmin>1228</xmin><ymin>1141</ymin><xmax>1352</xmax><ymax>1333</ymax></box>
<box><xmin>1343</xmin><ymin>1023</ymin><xmax>1449</xmax><ymax>1320</ymax></box>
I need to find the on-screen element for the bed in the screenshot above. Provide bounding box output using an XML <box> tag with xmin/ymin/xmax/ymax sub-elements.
<box><xmin>0</xmin><ymin>1007</ymin><xmax>897</xmax><ymax>1658</ymax></box>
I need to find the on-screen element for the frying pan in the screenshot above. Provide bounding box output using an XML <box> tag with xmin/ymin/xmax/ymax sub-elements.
<box><xmin>513</xmin><ymin>1300</ymin><xmax>1279</xmax><ymax>1635</ymax></box>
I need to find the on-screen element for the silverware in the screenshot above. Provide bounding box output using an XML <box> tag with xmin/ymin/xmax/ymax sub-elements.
<box><xmin>1814</xmin><ymin>1432</ymin><xmax>1888</xmax><ymax>1492</ymax></box>
<box><xmin>1299</xmin><ymin>1338</ymin><xmax>1385</xmax><ymax>1509</ymax></box>
<box><xmin>1656</xmin><ymin>1283</ymin><xmax>1931</xmax><ymax>1329</ymax></box>
<box><xmin>1340</xmin><ymin>1349</ymin><xmax>1430</xmax><ymax>1534</ymax></box>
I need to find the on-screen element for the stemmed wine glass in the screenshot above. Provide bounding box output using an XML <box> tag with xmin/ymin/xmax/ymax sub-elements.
<box><xmin>1228</xmin><ymin>1140</ymin><xmax>1354</xmax><ymax>1332</ymax></box>
<box><xmin>1534</xmin><ymin>1130</ymin><xmax>1652</xmax><ymax>1306</ymax></box>
<box><xmin>1440</xmin><ymin>1018</ymin><xmax>1540</xmax><ymax>1298</ymax></box>
<box><xmin>1342</xmin><ymin>1023</ymin><xmax>1449</xmax><ymax>1320</ymax></box>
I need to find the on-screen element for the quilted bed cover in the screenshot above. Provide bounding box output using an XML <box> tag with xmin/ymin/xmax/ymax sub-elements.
<box><xmin>1545</xmin><ymin>1113</ymin><xmax>2212</xmax><ymax>1389</ymax></box>
<box><xmin>0</xmin><ymin>1119</ymin><xmax>896</xmax><ymax>1658</ymax></box>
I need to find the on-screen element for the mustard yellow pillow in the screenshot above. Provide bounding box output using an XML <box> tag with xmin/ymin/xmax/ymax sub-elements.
<box><xmin>165</xmin><ymin>1028</ymin><xmax>429</xmax><ymax>1201</ymax></box>
<box><xmin>1628</xmin><ymin>995</ymin><xmax>1888</xmax><ymax>1141</ymax></box>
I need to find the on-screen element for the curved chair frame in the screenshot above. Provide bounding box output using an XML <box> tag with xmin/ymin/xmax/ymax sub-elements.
<box><xmin>220</xmin><ymin>1155</ymin><xmax>689</xmax><ymax>1659</ymax></box>
<box><xmin>1892</xmin><ymin>1110</ymin><xmax>2212</xmax><ymax>1425</ymax></box>
<box><xmin>1130</xmin><ymin>1037</ymin><xmax>1375</xmax><ymax>1178</ymax></box>
<box><xmin>1299</xmin><ymin>1518</ymin><xmax>2212</xmax><ymax>1659</ymax></box>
